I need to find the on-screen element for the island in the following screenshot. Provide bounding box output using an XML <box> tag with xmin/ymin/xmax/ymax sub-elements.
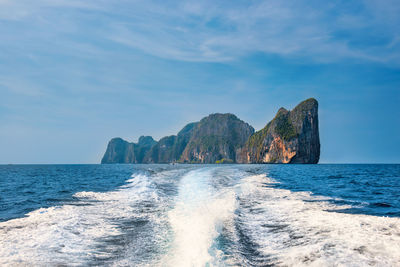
<box><xmin>101</xmin><ymin>98</ymin><xmax>320</xmax><ymax>164</ymax></box>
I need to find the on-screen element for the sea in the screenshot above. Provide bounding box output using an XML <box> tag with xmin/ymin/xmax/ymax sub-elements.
<box><xmin>0</xmin><ymin>164</ymin><xmax>399</xmax><ymax>266</ymax></box>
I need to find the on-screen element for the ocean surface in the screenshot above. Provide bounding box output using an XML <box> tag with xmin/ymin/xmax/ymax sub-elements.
<box><xmin>0</xmin><ymin>164</ymin><xmax>399</xmax><ymax>266</ymax></box>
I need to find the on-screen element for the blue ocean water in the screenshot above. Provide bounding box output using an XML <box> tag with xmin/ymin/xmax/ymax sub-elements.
<box><xmin>258</xmin><ymin>164</ymin><xmax>400</xmax><ymax>217</ymax></box>
<box><xmin>0</xmin><ymin>164</ymin><xmax>136</xmax><ymax>222</ymax></box>
<box><xmin>0</xmin><ymin>164</ymin><xmax>399</xmax><ymax>266</ymax></box>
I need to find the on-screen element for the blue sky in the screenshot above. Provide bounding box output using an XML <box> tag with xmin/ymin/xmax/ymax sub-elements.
<box><xmin>0</xmin><ymin>0</ymin><xmax>399</xmax><ymax>163</ymax></box>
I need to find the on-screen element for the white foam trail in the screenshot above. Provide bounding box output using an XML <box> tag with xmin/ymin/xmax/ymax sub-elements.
<box><xmin>161</xmin><ymin>168</ymin><xmax>237</xmax><ymax>267</ymax></box>
<box><xmin>236</xmin><ymin>174</ymin><xmax>400</xmax><ymax>266</ymax></box>
<box><xmin>2</xmin><ymin>166</ymin><xmax>399</xmax><ymax>266</ymax></box>
<box><xmin>0</xmin><ymin>173</ymin><xmax>166</xmax><ymax>266</ymax></box>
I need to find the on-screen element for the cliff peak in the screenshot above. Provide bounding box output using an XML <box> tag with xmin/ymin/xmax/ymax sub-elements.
<box><xmin>138</xmin><ymin>136</ymin><xmax>156</xmax><ymax>146</ymax></box>
<box><xmin>180</xmin><ymin>113</ymin><xmax>254</xmax><ymax>163</ymax></box>
<box><xmin>277</xmin><ymin>107</ymin><xmax>289</xmax><ymax>115</ymax></box>
<box><xmin>236</xmin><ymin>98</ymin><xmax>320</xmax><ymax>164</ymax></box>
<box><xmin>200</xmin><ymin>113</ymin><xmax>239</xmax><ymax>122</ymax></box>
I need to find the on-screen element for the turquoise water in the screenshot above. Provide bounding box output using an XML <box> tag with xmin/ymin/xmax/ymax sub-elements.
<box><xmin>0</xmin><ymin>164</ymin><xmax>399</xmax><ymax>266</ymax></box>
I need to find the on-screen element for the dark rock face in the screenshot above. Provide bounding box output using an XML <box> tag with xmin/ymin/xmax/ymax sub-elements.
<box><xmin>101</xmin><ymin>138</ymin><xmax>131</xmax><ymax>164</ymax></box>
<box><xmin>101</xmin><ymin>136</ymin><xmax>156</xmax><ymax>164</ymax></box>
<box><xmin>101</xmin><ymin>98</ymin><xmax>320</xmax><ymax>164</ymax></box>
<box><xmin>143</xmin><ymin>122</ymin><xmax>198</xmax><ymax>163</ymax></box>
<box><xmin>143</xmin><ymin>135</ymin><xmax>177</xmax><ymax>163</ymax></box>
<box><xmin>180</xmin><ymin>113</ymin><xmax>254</xmax><ymax>163</ymax></box>
<box><xmin>236</xmin><ymin>98</ymin><xmax>320</xmax><ymax>163</ymax></box>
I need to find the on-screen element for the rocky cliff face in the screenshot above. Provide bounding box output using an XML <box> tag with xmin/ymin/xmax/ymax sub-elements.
<box><xmin>101</xmin><ymin>98</ymin><xmax>320</xmax><ymax>164</ymax></box>
<box><xmin>179</xmin><ymin>113</ymin><xmax>254</xmax><ymax>163</ymax></box>
<box><xmin>236</xmin><ymin>98</ymin><xmax>320</xmax><ymax>163</ymax></box>
<box><xmin>101</xmin><ymin>136</ymin><xmax>156</xmax><ymax>164</ymax></box>
<box><xmin>143</xmin><ymin>122</ymin><xmax>198</xmax><ymax>163</ymax></box>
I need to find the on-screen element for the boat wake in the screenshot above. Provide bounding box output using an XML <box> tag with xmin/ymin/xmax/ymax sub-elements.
<box><xmin>0</xmin><ymin>165</ymin><xmax>399</xmax><ymax>266</ymax></box>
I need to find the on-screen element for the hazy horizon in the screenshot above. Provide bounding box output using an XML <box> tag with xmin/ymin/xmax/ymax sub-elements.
<box><xmin>1</xmin><ymin>0</ymin><xmax>399</xmax><ymax>164</ymax></box>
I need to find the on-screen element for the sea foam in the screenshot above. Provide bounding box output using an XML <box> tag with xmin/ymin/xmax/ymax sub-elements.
<box><xmin>235</xmin><ymin>174</ymin><xmax>400</xmax><ymax>266</ymax></box>
<box><xmin>161</xmin><ymin>168</ymin><xmax>237</xmax><ymax>266</ymax></box>
<box><xmin>1</xmin><ymin>165</ymin><xmax>399</xmax><ymax>266</ymax></box>
<box><xmin>0</xmin><ymin>173</ymin><xmax>167</xmax><ymax>266</ymax></box>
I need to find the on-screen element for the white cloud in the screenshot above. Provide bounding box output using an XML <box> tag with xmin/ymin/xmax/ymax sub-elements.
<box><xmin>0</xmin><ymin>0</ymin><xmax>399</xmax><ymax>64</ymax></box>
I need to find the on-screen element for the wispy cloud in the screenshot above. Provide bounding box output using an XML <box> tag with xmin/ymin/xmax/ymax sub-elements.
<box><xmin>0</xmin><ymin>0</ymin><xmax>399</xmax><ymax>63</ymax></box>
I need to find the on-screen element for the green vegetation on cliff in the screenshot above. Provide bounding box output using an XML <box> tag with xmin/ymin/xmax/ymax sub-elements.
<box><xmin>275</xmin><ymin>113</ymin><xmax>297</xmax><ymax>141</ymax></box>
<box><xmin>215</xmin><ymin>158</ymin><xmax>234</xmax><ymax>164</ymax></box>
<box><xmin>237</xmin><ymin>97</ymin><xmax>320</xmax><ymax>164</ymax></box>
<box><xmin>245</xmin><ymin>107</ymin><xmax>297</xmax><ymax>158</ymax></box>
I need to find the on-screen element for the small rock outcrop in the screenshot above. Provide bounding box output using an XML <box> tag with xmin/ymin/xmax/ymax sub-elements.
<box><xmin>101</xmin><ymin>98</ymin><xmax>320</xmax><ymax>164</ymax></box>
<box><xmin>236</xmin><ymin>98</ymin><xmax>320</xmax><ymax>163</ymax></box>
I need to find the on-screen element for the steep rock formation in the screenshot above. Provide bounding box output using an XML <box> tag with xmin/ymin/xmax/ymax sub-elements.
<box><xmin>101</xmin><ymin>136</ymin><xmax>156</xmax><ymax>164</ymax></box>
<box><xmin>236</xmin><ymin>98</ymin><xmax>320</xmax><ymax>163</ymax></box>
<box><xmin>143</xmin><ymin>122</ymin><xmax>198</xmax><ymax>163</ymax></box>
<box><xmin>180</xmin><ymin>113</ymin><xmax>254</xmax><ymax>163</ymax></box>
<box><xmin>101</xmin><ymin>98</ymin><xmax>320</xmax><ymax>164</ymax></box>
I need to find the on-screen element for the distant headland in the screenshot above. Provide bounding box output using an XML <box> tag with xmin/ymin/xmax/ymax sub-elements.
<box><xmin>101</xmin><ymin>98</ymin><xmax>320</xmax><ymax>164</ymax></box>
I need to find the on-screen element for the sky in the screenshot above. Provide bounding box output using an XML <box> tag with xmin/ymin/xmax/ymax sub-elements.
<box><xmin>0</xmin><ymin>0</ymin><xmax>399</xmax><ymax>164</ymax></box>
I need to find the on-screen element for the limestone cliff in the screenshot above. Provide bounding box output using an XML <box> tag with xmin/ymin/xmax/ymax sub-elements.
<box><xmin>101</xmin><ymin>136</ymin><xmax>156</xmax><ymax>164</ymax></box>
<box><xmin>101</xmin><ymin>98</ymin><xmax>320</xmax><ymax>164</ymax></box>
<box><xmin>236</xmin><ymin>98</ymin><xmax>320</xmax><ymax>163</ymax></box>
<box><xmin>143</xmin><ymin>122</ymin><xmax>198</xmax><ymax>163</ymax></box>
<box><xmin>179</xmin><ymin>113</ymin><xmax>254</xmax><ymax>163</ymax></box>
